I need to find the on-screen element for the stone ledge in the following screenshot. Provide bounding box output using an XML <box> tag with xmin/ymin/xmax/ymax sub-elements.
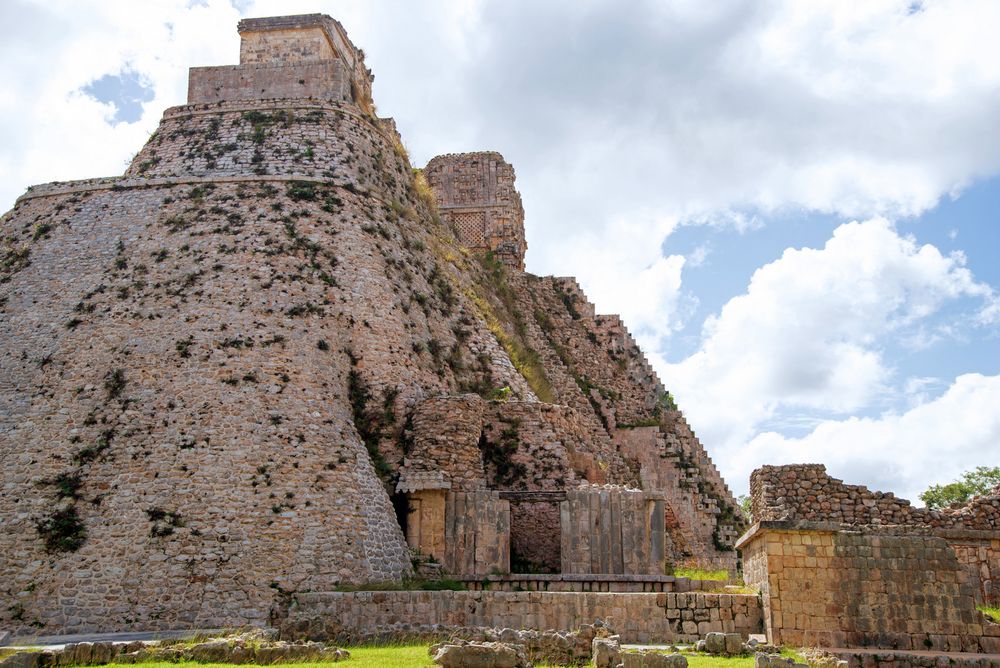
<box><xmin>16</xmin><ymin>174</ymin><xmax>341</xmax><ymax>203</ymax></box>
<box><xmin>735</xmin><ymin>519</ymin><xmax>1000</xmax><ymax>549</ymax></box>
<box><xmin>825</xmin><ymin>647</ymin><xmax>1000</xmax><ymax>668</ymax></box>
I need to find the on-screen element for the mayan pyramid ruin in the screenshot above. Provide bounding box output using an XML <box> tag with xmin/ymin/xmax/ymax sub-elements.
<box><xmin>0</xmin><ymin>13</ymin><xmax>745</xmax><ymax>634</ymax></box>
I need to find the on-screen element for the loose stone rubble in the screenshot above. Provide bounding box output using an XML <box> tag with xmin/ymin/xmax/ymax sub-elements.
<box><xmin>0</xmin><ymin>631</ymin><xmax>349</xmax><ymax>667</ymax></box>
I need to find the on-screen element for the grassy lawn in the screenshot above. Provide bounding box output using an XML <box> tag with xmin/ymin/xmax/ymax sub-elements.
<box><xmin>112</xmin><ymin>645</ymin><xmax>785</xmax><ymax>667</ymax></box>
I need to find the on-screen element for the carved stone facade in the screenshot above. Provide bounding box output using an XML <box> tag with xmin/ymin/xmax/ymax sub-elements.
<box><xmin>425</xmin><ymin>153</ymin><xmax>527</xmax><ymax>270</ymax></box>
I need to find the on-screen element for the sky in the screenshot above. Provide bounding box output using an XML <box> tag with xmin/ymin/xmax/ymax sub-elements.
<box><xmin>1</xmin><ymin>0</ymin><xmax>998</xmax><ymax>503</ymax></box>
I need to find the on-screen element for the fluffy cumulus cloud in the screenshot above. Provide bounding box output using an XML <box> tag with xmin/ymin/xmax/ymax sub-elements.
<box><xmin>662</xmin><ymin>218</ymin><xmax>998</xmax><ymax>496</ymax></box>
<box><xmin>0</xmin><ymin>0</ymin><xmax>242</xmax><ymax>208</ymax></box>
<box><xmin>739</xmin><ymin>373</ymin><xmax>1000</xmax><ymax>504</ymax></box>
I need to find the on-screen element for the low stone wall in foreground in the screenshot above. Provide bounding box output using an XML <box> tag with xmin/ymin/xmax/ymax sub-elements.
<box><xmin>277</xmin><ymin>590</ymin><xmax>763</xmax><ymax>644</ymax></box>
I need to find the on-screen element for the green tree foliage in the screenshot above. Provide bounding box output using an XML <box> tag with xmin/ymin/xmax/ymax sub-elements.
<box><xmin>737</xmin><ymin>494</ymin><xmax>753</xmax><ymax>521</ymax></box>
<box><xmin>919</xmin><ymin>466</ymin><xmax>1000</xmax><ymax>509</ymax></box>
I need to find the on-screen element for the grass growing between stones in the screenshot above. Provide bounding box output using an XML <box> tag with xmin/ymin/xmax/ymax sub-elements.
<box><xmin>673</xmin><ymin>567</ymin><xmax>729</xmax><ymax>581</ymax></box>
<box><xmin>980</xmin><ymin>605</ymin><xmax>1000</xmax><ymax>623</ymax></box>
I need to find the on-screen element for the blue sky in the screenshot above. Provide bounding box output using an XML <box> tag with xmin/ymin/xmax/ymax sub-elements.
<box><xmin>1</xmin><ymin>0</ymin><xmax>998</xmax><ymax>502</ymax></box>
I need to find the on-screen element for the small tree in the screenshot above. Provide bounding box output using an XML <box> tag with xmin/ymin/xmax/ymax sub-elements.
<box><xmin>919</xmin><ymin>466</ymin><xmax>1000</xmax><ymax>509</ymax></box>
<box><xmin>737</xmin><ymin>494</ymin><xmax>753</xmax><ymax>522</ymax></box>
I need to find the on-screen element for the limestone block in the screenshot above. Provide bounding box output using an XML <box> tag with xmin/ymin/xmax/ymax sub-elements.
<box><xmin>704</xmin><ymin>632</ymin><xmax>726</xmax><ymax>654</ymax></box>
<box><xmin>621</xmin><ymin>652</ymin><xmax>687</xmax><ymax>668</ymax></box>
<box><xmin>431</xmin><ymin>641</ymin><xmax>530</xmax><ymax>668</ymax></box>
<box><xmin>0</xmin><ymin>652</ymin><xmax>43</xmax><ymax>668</ymax></box>
<box><xmin>592</xmin><ymin>635</ymin><xmax>621</xmax><ymax>668</ymax></box>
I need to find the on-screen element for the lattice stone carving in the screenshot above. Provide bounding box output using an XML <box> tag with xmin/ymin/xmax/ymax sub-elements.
<box><xmin>452</xmin><ymin>211</ymin><xmax>487</xmax><ymax>248</ymax></box>
<box><xmin>425</xmin><ymin>152</ymin><xmax>527</xmax><ymax>270</ymax></box>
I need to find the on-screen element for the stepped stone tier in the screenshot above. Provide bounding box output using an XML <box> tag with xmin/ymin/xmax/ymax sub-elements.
<box><xmin>0</xmin><ymin>14</ymin><xmax>742</xmax><ymax>635</ymax></box>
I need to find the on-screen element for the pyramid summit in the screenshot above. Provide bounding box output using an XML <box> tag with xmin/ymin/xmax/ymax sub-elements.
<box><xmin>0</xmin><ymin>14</ymin><xmax>742</xmax><ymax>635</ymax></box>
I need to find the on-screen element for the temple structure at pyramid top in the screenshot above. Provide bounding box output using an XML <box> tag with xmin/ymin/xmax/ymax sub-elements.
<box><xmin>187</xmin><ymin>13</ymin><xmax>373</xmax><ymax>105</ymax></box>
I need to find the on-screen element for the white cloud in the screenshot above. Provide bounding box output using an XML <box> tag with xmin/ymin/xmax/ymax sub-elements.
<box><xmin>559</xmin><ymin>213</ymin><xmax>691</xmax><ymax>339</ymax></box>
<box><xmin>0</xmin><ymin>0</ymin><xmax>241</xmax><ymax>208</ymax></box>
<box><xmin>661</xmin><ymin>218</ymin><xmax>995</xmax><ymax>459</ymax></box>
<box><xmin>736</xmin><ymin>372</ymin><xmax>1000</xmax><ymax>503</ymax></box>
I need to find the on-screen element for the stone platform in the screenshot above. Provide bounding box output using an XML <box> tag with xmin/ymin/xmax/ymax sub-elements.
<box><xmin>277</xmin><ymin>590</ymin><xmax>764</xmax><ymax>644</ymax></box>
<box><xmin>827</xmin><ymin>647</ymin><xmax>1000</xmax><ymax>667</ymax></box>
<box><xmin>457</xmin><ymin>573</ymin><xmax>729</xmax><ymax>593</ymax></box>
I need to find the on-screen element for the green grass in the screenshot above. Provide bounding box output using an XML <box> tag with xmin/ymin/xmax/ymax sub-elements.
<box><xmin>980</xmin><ymin>605</ymin><xmax>1000</xmax><ymax>623</ymax></box>
<box><xmin>673</xmin><ymin>567</ymin><xmax>730</xmax><ymax>581</ymax></box>
<box><xmin>676</xmin><ymin>648</ymin><xmax>804</xmax><ymax>668</ymax></box>
<box><xmin>341</xmin><ymin>644</ymin><xmax>434</xmax><ymax>667</ymax></box>
<box><xmin>684</xmin><ymin>656</ymin><xmax>754</xmax><ymax>668</ymax></box>
<box><xmin>113</xmin><ymin>648</ymin><xmax>434</xmax><ymax>668</ymax></box>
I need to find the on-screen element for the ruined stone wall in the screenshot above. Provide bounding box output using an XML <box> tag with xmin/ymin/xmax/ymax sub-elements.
<box><xmin>509</xmin><ymin>501</ymin><xmax>561</xmax><ymax>573</ymax></box>
<box><xmin>398</xmin><ymin>395</ymin><xmax>487</xmax><ymax>493</ymax></box>
<box><xmin>738</xmin><ymin>522</ymin><xmax>1000</xmax><ymax>652</ymax></box>
<box><xmin>425</xmin><ymin>152</ymin><xmax>527</xmax><ymax>270</ymax></box>
<box><xmin>750</xmin><ymin>464</ymin><xmax>1000</xmax><ymax>607</ymax></box>
<box><xmin>750</xmin><ymin>464</ymin><xmax>1000</xmax><ymax>530</ymax></box>
<box><xmin>280</xmin><ymin>590</ymin><xmax>764</xmax><ymax>644</ymax></box>
<box><xmin>741</xmin><ymin>464</ymin><xmax>1000</xmax><ymax>651</ymax></box>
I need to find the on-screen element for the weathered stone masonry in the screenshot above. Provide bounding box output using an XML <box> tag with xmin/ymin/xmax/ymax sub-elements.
<box><xmin>425</xmin><ymin>153</ymin><xmax>526</xmax><ymax>271</ymax></box>
<box><xmin>738</xmin><ymin>464</ymin><xmax>1000</xmax><ymax>653</ymax></box>
<box><xmin>279</xmin><ymin>590</ymin><xmax>763</xmax><ymax>644</ymax></box>
<box><xmin>0</xmin><ymin>13</ymin><xmax>745</xmax><ymax>635</ymax></box>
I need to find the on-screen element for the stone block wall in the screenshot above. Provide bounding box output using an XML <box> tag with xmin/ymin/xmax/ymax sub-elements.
<box><xmin>188</xmin><ymin>61</ymin><xmax>351</xmax><ymax>104</ymax></box>
<box><xmin>750</xmin><ymin>464</ymin><xmax>1000</xmax><ymax>530</ymax></box>
<box><xmin>740</xmin><ymin>465</ymin><xmax>1000</xmax><ymax>652</ymax></box>
<box><xmin>750</xmin><ymin>464</ymin><xmax>1000</xmax><ymax>605</ymax></box>
<box><xmin>561</xmin><ymin>487</ymin><xmax>668</xmax><ymax>576</ymax></box>
<box><xmin>187</xmin><ymin>14</ymin><xmax>374</xmax><ymax>107</ymax></box>
<box><xmin>425</xmin><ymin>152</ymin><xmax>527</xmax><ymax>270</ymax></box>
<box><xmin>397</xmin><ymin>394</ymin><xmax>488</xmax><ymax>493</ymax></box>
<box><xmin>403</xmin><ymin>489</ymin><xmax>446</xmax><ymax>561</ymax></box>
<box><xmin>279</xmin><ymin>590</ymin><xmax>764</xmax><ymax>644</ymax></box>
<box><xmin>739</xmin><ymin>522</ymin><xmax>1000</xmax><ymax>652</ymax></box>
